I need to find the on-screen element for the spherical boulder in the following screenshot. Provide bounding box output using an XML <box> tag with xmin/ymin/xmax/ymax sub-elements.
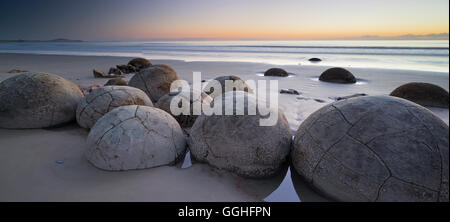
<box><xmin>156</xmin><ymin>89</ymin><xmax>213</xmax><ymax>128</ymax></box>
<box><xmin>128</xmin><ymin>58</ymin><xmax>152</xmax><ymax>71</ymax></box>
<box><xmin>104</xmin><ymin>78</ymin><xmax>127</xmax><ymax>86</ymax></box>
<box><xmin>0</xmin><ymin>72</ymin><xmax>84</xmax><ymax>129</ymax></box>
<box><xmin>390</xmin><ymin>82</ymin><xmax>449</xmax><ymax>108</ymax></box>
<box><xmin>129</xmin><ymin>66</ymin><xmax>181</xmax><ymax>103</ymax></box>
<box><xmin>76</xmin><ymin>86</ymin><xmax>153</xmax><ymax>129</ymax></box>
<box><xmin>203</xmin><ymin>75</ymin><xmax>253</xmax><ymax>99</ymax></box>
<box><xmin>188</xmin><ymin>91</ymin><xmax>292</xmax><ymax>178</ymax></box>
<box><xmin>153</xmin><ymin>64</ymin><xmax>176</xmax><ymax>73</ymax></box>
<box><xmin>292</xmin><ymin>96</ymin><xmax>449</xmax><ymax>202</ymax></box>
<box><xmin>86</xmin><ymin>105</ymin><xmax>187</xmax><ymax>171</ymax></box>
<box><xmin>264</xmin><ymin>68</ymin><xmax>289</xmax><ymax>77</ymax></box>
<box><xmin>319</xmin><ymin>67</ymin><xmax>356</xmax><ymax>83</ymax></box>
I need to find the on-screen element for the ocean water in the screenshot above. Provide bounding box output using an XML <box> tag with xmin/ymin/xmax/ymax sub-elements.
<box><xmin>0</xmin><ymin>40</ymin><xmax>448</xmax><ymax>72</ymax></box>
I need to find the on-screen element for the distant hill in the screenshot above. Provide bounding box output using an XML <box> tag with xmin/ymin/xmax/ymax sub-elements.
<box><xmin>0</xmin><ymin>38</ymin><xmax>83</xmax><ymax>43</ymax></box>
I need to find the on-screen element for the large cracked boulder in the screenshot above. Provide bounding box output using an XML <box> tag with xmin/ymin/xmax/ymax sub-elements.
<box><xmin>188</xmin><ymin>91</ymin><xmax>292</xmax><ymax>178</ymax></box>
<box><xmin>156</xmin><ymin>89</ymin><xmax>213</xmax><ymax>128</ymax></box>
<box><xmin>390</xmin><ymin>82</ymin><xmax>449</xmax><ymax>108</ymax></box>
<box><xmin>86</xmin><ymin>105</ymin><xmax>186</xmax><ymax>171</ymax></box>
<box><xmin>0</xmin><ymin>72</ymin><xmax>84</xmax><ymax>129</ymax></box>
<box><xmin>76</xmin><ymin>86</ymin><xmax>153</xmax><ymax>129</ymax></box>
<box><xmin>292</xmin><ymin>96</ymin><xmax>449</xmax><ymax>202</ymax></box>
<box><xmin>319</xmin><ymin>67</ymin><xmax>356</xmax><ymax>84</ymax></box>
<box><xmin>129</xmin><ymin>65</ymin><xmax>181</xmax><ymax>103</ymax></box>
<box><xmin>203</xmin><ymin>75</ymin><xmax>253</xmax><ymax>99</ymax></box>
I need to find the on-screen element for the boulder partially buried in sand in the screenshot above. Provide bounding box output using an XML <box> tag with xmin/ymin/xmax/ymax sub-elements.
<box><xmin>86</xmin><ymin>105</ymin><xmax>186</xmax><ymax>171</ymax></box>
<box><xmin>203</xmin><ymin>75</ymin><xmax>253</xmax><ymax>99</ymax></box>
<box><xmin>129</xmin><ymin>65</ymin><xmax>180</xmax><ymax>103</ymax></box>
<box><xmin>156</xmin><ymin>89</ymin><xmax>213</xmax><ymax>128</ymax></box>
<box><xmin>0</xmin><ymin>72</ymin><xmax>84</xmax><ymax>129</ymax></box>
<box><xmin>390</xmin><ymin>82</ymin><xmax>449</xmax><ymax>108</ymax></box>
<box><xmin>319</xmin><ymin>67</ymin><xmax>356</xmax><ymax>83</ymax></box>
<box><xmin>188</xmin><ymin>91</ymin><xmax>292</xmax><ymax>178</ymax></box>
<box><xmin>292</xmin><ymin>96</ymin><xmax>449</xmax><ymax>202</ymax></box>
<box><xmin>128</xmin><ymin>58</ymin><xmax>152</xmax><ymax>71</ymax></box>
<box><xmin>76</xmin><ymin>86</ymin><xmax>153</xmax><ymax>129</ymax></box>
<box><xmin>264</xmin><ymin>68</ymin><xmax>289</xmax><ymax>77</ymax></box>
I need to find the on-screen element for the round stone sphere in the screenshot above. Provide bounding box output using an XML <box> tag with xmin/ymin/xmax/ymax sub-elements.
<box><xmin>129</xmin><ymin>65</ymin><xmax>181</xmax><ymax>103</ymax></box>
<box><xmin>264</xmin><ymin>68</ymin><xmax>289</xmax><ymax>77</ymax></box>
<box><xmin>203</xmin><ymin>75</ymin><xmax>253</xmax><ymax>99</ymax></box>
<box><xmin>156</xmin><ymin>89</ymin><xmax>213</xmax><ymax>128</ymax></box>
<box><xmin>292</xmin><ymin>96</ymin><xmax>449</xmax><ymax>202</ymax></box>
<box><xmin>188</xmin><ymin>91</ymin><xmax>292</xmax><ymax>178</ymax></box>
<box><xmin>86</xmin><ymin>105</ymin><xmax>187</xmax><ymax>171</ymax></box>
<box><xmin>319</xmin><ymin>67</ymin><xmax>356</xmax><ymax>83</ymax></box>
<box><xmin>76</xmin><ymin>86</ymin><xmax>153</xmax><ymax>129</ymax></box>
<box><xmin>390</xmin><ymin>82</ymin><xmax>449</xmax><ymax>108</ymax></box>
<box><xmin>0</xmin><ymin>72</ymin><xmax>84</xmax><ymax>129</ymax></box>
<box><xmin>128</xmin><ymin>58</ymin><xmax>152</xmax><ymax>71</ymax></box>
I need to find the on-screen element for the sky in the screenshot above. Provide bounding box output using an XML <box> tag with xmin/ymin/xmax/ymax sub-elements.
<box><xmin>0</xmin><ymin>0</ymin><xmax>448</xmax><ymax>41</ymax></box>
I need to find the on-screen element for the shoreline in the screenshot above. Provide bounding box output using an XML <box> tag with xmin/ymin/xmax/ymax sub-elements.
<box><xmin>0</xmin><ymin>52</ymin><xmax>448</xmax><ymax>201</ymax></box>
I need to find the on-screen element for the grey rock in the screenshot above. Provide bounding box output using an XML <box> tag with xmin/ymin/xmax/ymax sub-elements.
<box><xmin>319</xmin><ymin>67</ymin><xmax>356</xmax><ymax>84</ymax></box>
<box><xmin>108</xmin><ymin>67</ymin><xmax>124</xmax><ymax>76</ymax></box>
<box><xmin>129</xmin><ymin>65</ymin><xmax>181</xmax><ymax>103</ymax></box>
<box><xmin>390</xmin><ymin>82</ymin><xmax>449</xmax><ymax>108</ymax></box>
<box><xmin>203</xmin><ymin>75</ymin><xmax>254</xmax><ymax>99</ymax></box>
<box><xmin>76</xmin><ymin>86</ymin><xmax>153</xmax><ymax>129</ymax></box>
<box><xmin>280</xmin><ymin>89</ymin><xmax>300</xmax><ymax>95</ymax></box>
<box><xmin>86</xmin><ymin>105</ymin><xmax>186</xmax><ymax>171</ymax></box>
<box><xmin>309</xmin><ymin>58</ymin><xmax>322</xmax><ymax>62</ymax></box>
<box><xmin>0</xmin><ymin>72</ymin><xmax>84</xmax><ymax>129</ymax></box>
<box><xmin>104</xmin><ymin>78</ymin><xmax>128</xmax><ymax>86</ymax></box>
<box><xmin>93</xmin><ymin>69</ymin><xmax>106</xmax><ymax>78</ymax></box>
<box><xmin>188</xmin><ymin>91</ymin><xmax>292</xmax><ymax>178</ymax></box>
<box><xmin>332</xmin><ymin>93</ymin><xmax>367</xmax><ymax>101</ymax></box>
<box><xmin>292</xmin><ymin>96</ymin><xmax>449</xmax><ymax>202</ymax></box>
<box><xmin>116</xmin><ymin>64</ymin><xmax>137</xmax><ymax>74</ymax></box>
<box><xmin>128</xmin><ymin>58</ymin><xmax>152</xmax><ymax>71</ymax></box>
<box><xmin>156</xmin><ymin>89</ymin><xmax>213</xmax><ymax>128</ymax></box>
<box><xmin>264</xmin><ymin>68</ymin><xmax>289</xmax><ymax>77</ymax></box>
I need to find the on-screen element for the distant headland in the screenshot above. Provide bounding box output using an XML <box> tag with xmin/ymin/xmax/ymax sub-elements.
<box><xmin>0</xmin><ymin>38</ymin><xmax>83</xmax><ymax>43</ymax></box>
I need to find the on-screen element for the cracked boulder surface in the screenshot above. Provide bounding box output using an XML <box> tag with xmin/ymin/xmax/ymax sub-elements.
<box><xmin>156</xmin><ymin>89</ymin><xmax>213</xmax><ymax>128</ymax></box>
<box><xmin>292</xmin><ymin>96</ymin><xmax>449</xmax><ymax>202</ymax></box>
<box><xmin>76</xmin><ymin>86</ymin><xmax>153</xmax><ymax>129</ymax></box>
<box><xmin>203</xmin><ymin>75</ymin><xmax>254</xmax><ymax>99</ymax></box>
<box><xmin>128</xmin><ymin>65</ymin><xmax>181</xmax><ymax>103</ymax></box>
<box><xmin>188</xmin><ymin>91</ymin><xmax>292</xmax><ymax>178</ymax></box>
<box><xmin>0</xmin><ymin>72</ymin><xmax>84</xmax><ymax>129</ymax></box>
<box><xmin>86</xmin><ymin>105</ymin><xmax>187</xmax><ymax>171</ymax></box>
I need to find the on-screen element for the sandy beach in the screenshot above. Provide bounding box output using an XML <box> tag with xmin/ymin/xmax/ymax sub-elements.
<box><xmin>0</xmin><ymin>53</ymin><xmax>448</xmax><ymax>202</ymax></box>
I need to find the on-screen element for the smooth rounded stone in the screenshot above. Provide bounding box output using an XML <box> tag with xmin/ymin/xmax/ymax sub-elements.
<box><xmin>188</xmin><ymin>91</ymin><xmax>292</xmax><ymax>178</ymax></box>
<box><xmin>129</xmin><ymin>65</ymin><xmax>181</xmax><ymax>103</ymax></box>
<box><xmin>86</xmin><ymin>105</ymin><xmax>187</xmax><ymax>171</ymax></box>
<box><xmin>156</xmin><ymin>89</ymin><xmax>213</xmax><ymax>128</ymax></box>
<box><xmin>128</xmin><ymin>58</ymin><xmax>152</xmax><ymax>71</ymax></box>
<box><xmin>104</xmin><ymin>78</ymin><xmax>127</xmax><ymax>86</ymax></box>
<box><xmin>309</xmin><ymin>58</ymin><xmax>322</xmax><ymax>62</ymax></box>
<box><xmin>0</xmin><ymin>72</ymin><xmax>84</xmax><ymax>129</ymax></box>
<box><xmin>390</xmin><ymin>82</ymin><xmax>449</xmax><ymax>108</ymax></box>
<box><xmin>203</xmin><ymin>75</ymin><xmax>254</xmax><ymax>99</ymax></box>
<box><xmin>292</xmin><ymin>96</ymin><xmax>449</xmax><ymax>202</ymax></box>
<box><xmin>264</xmin><ymin>68</ymin><xmax>289</xmax><ymax>77</ymax></box>
<box><xmin>76</xmin><ymin>86</ymin><xmax>153</xmax><ymax>129</ymax></box>
<box><xmin>319</xmin><ymin>67</ymin><xmax>356</xmax><ymax>83</ymax></box>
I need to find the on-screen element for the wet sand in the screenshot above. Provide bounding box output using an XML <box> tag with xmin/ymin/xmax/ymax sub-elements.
<box><xmin>0</xmin><ymin>53</ymin><xmax>448</xmax><ymax>201</ymax></box>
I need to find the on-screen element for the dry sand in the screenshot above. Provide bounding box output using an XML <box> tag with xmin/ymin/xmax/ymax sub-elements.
<box><xmin>0</xmin><ymin>53</ymin><xmax>448</xmax><ymax>201</ymax></box>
